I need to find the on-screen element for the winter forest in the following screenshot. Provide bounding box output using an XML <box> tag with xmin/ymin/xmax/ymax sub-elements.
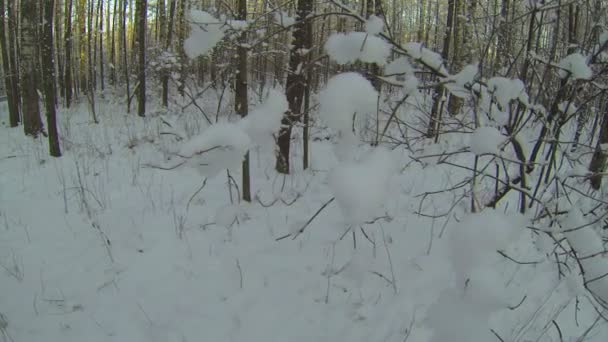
<box><xmin>1</xmin><ymin>0</ymin><xmax>608</xmax><ymax>340</ymax></box>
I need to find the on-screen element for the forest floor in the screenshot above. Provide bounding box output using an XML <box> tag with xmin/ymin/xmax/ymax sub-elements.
<box><xmin>1</xmin><ymin>95</ymin><xmax>607</xmax><ymax>342</ymax></box>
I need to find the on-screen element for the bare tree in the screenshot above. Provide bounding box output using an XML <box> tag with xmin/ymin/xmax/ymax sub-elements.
<box><xmin>0</xmin><ymin>0</ymin><xmax>20</xmax><ymax>127</ymax></box>
<box><xmin>235</xmin><ymin>0</ymin><xmax>251</xmax><ymax>201</ymax></box>
<box><xmin>136</xmin><ymin>0</ymin><xmax>147</xmax><ymax>117</ymax></box>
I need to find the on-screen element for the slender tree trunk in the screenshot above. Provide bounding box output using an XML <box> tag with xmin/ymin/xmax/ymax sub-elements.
<box><xmin>0</xmin><ymin>0</ymin><xmax>20</xmax><ymax>127</ymax></box>
<box><xmin>136</xmin><ymin>0</ymin><xmax>147</xmax><ymax>117</ymax></box>
<box><xmin>110</xmin><ymin>0</ymin><xmax>117</xmax><ymax>85</ymax></box>
<box><xmin>235</xmin><ymin>0</ymin><xmax>250</xmax><ymax>201</ymax></box>
<box><xmin>276</xmin><ymin>0</ymin><xmax>313</xmax><ymax>174</ymax></box>
<box><xmin>447</xmin><ymin>0</ymin><xmax>465</xmax><ymax>115</ymax></box>
<box><xmin>162</xmin><ymin>0</ymin><xmax>176</xmax><ymax>107</ymax></box>
<box><xmin>64</xmin><ymin>0</ymin><xmax>74</xmax><ymax>107</ymax></box>
<box><xmin>42</xmin><ymin>0</ymin><xmax>61</xmax><ymax>157</ymax></box>
<box><xmin>7</xmin><ymin>0</ymin><xmax>21</xmax><ymax>120</ymax></box>
<box><xmin>20</xmin><ymin>0</ymin><xmax>43</xmax><ymax>137</ymax></box>
<box><xmin>427</xmin><ymin>0</ymin><xmax>455</xmax><ymax>138</ymax></box>
<box><xmin>98</xmin><ymin>0</ymin><xmax>105</xmax><ymax>91</ymax></box>
<box><xmin>123</xmin><ymin>0</ymin><xmax>131</xmax><ymax>112</ymax></box>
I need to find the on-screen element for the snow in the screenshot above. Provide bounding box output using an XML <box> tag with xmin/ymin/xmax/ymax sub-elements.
<box><xmin>184</xmin><ymin>10</ymin><xmax>224</xmax><ymax>58</ymax></box>
<box><xmin>318</xmin><ymin>72</ymin><xmax>378</xmax><ymax>158</ymax></box>
<box><xmin>486</xmin><ymin>77</ymin><xmax>527</xmax><ymax>109</ymax></box>
<box><xmin>365</xmin><ymin>15</ymin><xmax>384</xmax><ymax>35</ymax></box>
<box><xmin>325</xmin><ymin>32</ymin><xmax>391</xmax><ymax>66</ymax></box>
<box><xmin>384</xmin><ymin>57</ymin><xmax>413</xmax><ymax>76</ymax></box>
<box><xmin>178</xmin><ymin>123</ymin><xmax>251</xmax><ymax>177</ymax></box>
<box><xmin>404</xmin><ymin>42</ymin><xmax>444</xmax><ymax>70</ymax></box>
<box><xmin>444</xmin><ymin>64</ymin><xmax>478</xmax><ymax>98</ymax></box>
<box><xmin>273</xmin><ymin>11</ymin><xmax>295</xmax><ymax>27</ymax></box>
<box><xmin>2</xmin><ymin>79</ymin><xmax>608</xmax><ymax>342</ymax></box>
<box><xmin>469</xmin><ymin>126</ymin><xmax>506</xmax><ymax>155</ymax></box>
<box><xmin>600</xmin><ymin>31</ymin><xmax>608</xmax><ymax>46</ymax></box>
<box><xmin>328</xmin><ymin>147</ymin><xmax>399</xmax><ymax>225</ymax></box>
<box><xmin>238</xmin><ymin>88</ymin><xmax>288</xmax><ymax>147</ymax></box>
<box><xmin>558</xmin><ymin>53</ymin><xmax>592</xmax><ymax>80</ymax></box>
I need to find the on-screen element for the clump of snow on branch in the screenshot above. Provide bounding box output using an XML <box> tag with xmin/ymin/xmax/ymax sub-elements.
<box><xmin>469</xmin><ymin>126</ymin><xmax>506</xmax><ymax>155</ymax></box>
<box><xmin>184</xmin><ymin>10</ymin><xmax>225</xmax><ymax>58</ymax></box>
<box><xmin>486</xmin><ymin>77</ymin><xmax>528</xmax><ymax>109</ymax></box>
<box><xmin>444</xmin><ymin>64</ymin><xmax>478</xmax><ymax>98</ymax></box>
<box><xmin>365</xmin><ymin>15</ymin><xmax>384</xmax><ymax>35</ymax></box>
<box><xmin>178</xmin><ymin>123</ymin><xmax>251</xmax><ymax>177</ymax></box>
<box><xmin>329</xmin><ymin>148</ymin><xmax>399</xmax><ymax>225</ymax></box>
<box><xmin>239</xmin><ymin>89</ymin><xmax>288</xmax><ymax>147</ymax></box>
<box><xmin>600</xmin><ymin>31</ymin><xmax>608</xmax><ymax>46</ymax></box>
<box><xmin>558</xmin><ymin>53</ymin><xmax>592</xmax><ymax>80</ymax></box>
<box><xmin>318</xmin><ymin>72</ymin><xmax>378</xmax><ymax>157</ymax></box>
<box><xmin>325</xmin><ymin>32</ymin><xmax>391</xmax><ymax>66</ymax></box>
<box><xmin>384</xmin><ymin>57</ymin><xmax>413</xmax><ymax>76</ymax></box>
<box><xmin>562</xmin><ymin>210</ymin><xmax>608</xmax><ymax>304</ymax></box>
<box><xmin>273</xmin><ymin>11</ymin><xmax>295</xmax><ymax>27</ymax></box>
<box><xmin>404</xmin><ymin>42</ymin><xmax>444</xmax><ymax>71</ymax></box>
<box><xmin>448</xmin><ymin>210</ymin><xmax>524</xmax><ymax>279</ymax></box>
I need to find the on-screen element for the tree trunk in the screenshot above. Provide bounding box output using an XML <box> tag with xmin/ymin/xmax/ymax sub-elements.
<box><xmin>235</xmin><ymin>0</ymin><xmax>250</xmax><ymax>201</ymax></box>
<box><xmin>98</xmin><ymin>0</ymin><xmax>105</xmax><ymax>91</ymax></box>
<box><xmin>136</xmin><ymin>0</ymin><xmax>147</xmax><ymax>117</ymax></box>
<box><xmin>276</xmin><ymin>0</ymin><xmax>313</xmax><ymax>174</ymax></box>
<box><xmin>64</xmin><ymin>0</ymin><xmax>74</xmax><ymax>107</ymax></box>
<box><xmin>7</xmin><ymin>0</ymin><xmax>21</xmax><ymax>120</ymax></box>
<box><xmin>110</xmin><ymin>0</ymin><xmax>117</xmax><ymax>85</ymax></box>
<box><xmin>162</xmin><ymin>0</ymin><xmax>176</xmax><ymax>107</ymax></box>
<box><xmin>0</xmin><ymin>0</ymin><xmax>20</xmax><ymax>127</ymax></box>
<box><xmin>42</xmin><ymin>0</ymin><xmax>61</xmax><ymax>157</ymax></box>
<box><xmin>427</xmin><ymin>0</ymin><xmax>455</xmax><ymax>138</ymax></box>
<box><xmin>20</xmin><ymin>0</ymin><xmax>43</xmax><ymax>137</ymax></box>
<box><xmin>123</xmin><ymin>0</ymin><xmax>131</xmax><ymax>112</ymax></box>
<box><xmin>447</xmin><ymin>0</ymin><xmax>466</xmax><ymax>115</ymax></box>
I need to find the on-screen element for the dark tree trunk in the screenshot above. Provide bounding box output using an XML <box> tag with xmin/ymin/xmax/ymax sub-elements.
<box><xmin>235</xmin><ymin>0</ymin><xmax>250</xmax><ymax>201</ymax></box>
<box><xmin>7</xmin><ymin>0</ymin><xmax>21</xmax><ymax>120</ymax></box>
<box><xmin>136</xmin><ymin>0</ymin><xmax>147</xmax><ymax>117</ymax></box>
<box><xmin>162</xmin><ymin>0</ymin><xmax>176</xmax><ymax>107</ymax></box>
<box><xmin>42</xmin><ymin>0</ymin><xmax>61</xmax><ymax>157</ymax></box>
<box><xmin>20</xmin><ymin>0</ymin><xmax>43</xmax><ymax>137</ymax></box>
<box><xmin>64</xmin><ymin>0</ymin><xmax>73</xmax><ymax>107</ymax></box>
<box><xmin>276</xmin><ymin>0</ymin><xmax>313</xmax><ymax>174</ymax></box>
<box><xmin>0</xmin><ymin>0</ymin><xmax>20</xmax><ymax>127</ymax></box>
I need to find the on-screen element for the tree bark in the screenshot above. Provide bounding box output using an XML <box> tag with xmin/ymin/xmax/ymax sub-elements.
<box><xmin>0</xmin><ymin>0</ymin><xmax>20</xmax><ymax>127</ymax></box>
<box><xmin>136</xmin><ymin>0</ymin><xmax>147</xmax><ymax>117</ymax></box>
<box><xmin>7</xmin><ymin>0</ymin><xmax>21</xmax><ymax>120</ymax></box>
<box><xmin>235</xmin><ymin>0</ymin><xmax>250</xmax><ymax>201</ymax></box>
<box><xmin>20</xmin><ymin>0</ymin><xmax>43</xmax><ymax>137</ymax></box>
<box><xmin>276</xmin><ymin>0</ymin><xmax>313</xmax><ymax>174</ymax></box>
<box><xmin>42</xmin><ymin>0</ymin><xmax>61</xmax><ymax>157</ymax></box>
<box><xmin>64</xmin><ymin>0</ymin><xmax>74</xmax><ymax>107</ymax></box>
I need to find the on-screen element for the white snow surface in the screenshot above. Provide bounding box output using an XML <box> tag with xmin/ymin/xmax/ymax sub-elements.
<box><xmin>384</xmin><ymin>57</ymin><xmax>413</xmax><ymax>76</ymax></box>
<box><xmin>469</xmin><ymin>126</ymin><xmax>506</xmax><ymax>155</ymax></box>
<box><xmin>558</xmin><ymin>53</ymin><xmax>592</xmax><ymax>80</ymax></box>
<box><xmin>179</xmin><ymin>122</ymin><xmax>251</xmax><ymax>177</ymax></box>
<box><xmin>444</xmin><ymin>64</ymin><xmax>478</xmax><ymax>98</ymax></box>
<box><xmin>1</xmin><ymin>95</ymin><xmax>608</xmax><ymax>342</ymax></box>
<box><xmin>328</xmin><ymin>147</ymin><xmax>399</xmax><ymax>225</ymax></box>
<box><xmin>325</xmin><ymin>32</ymin><xmax>391</xmax><ymax>66</ymax></box>
<box><xmin>184</xmin><ymin>10</ymin><xmax>224</xmax><ymax>58</ymax></box>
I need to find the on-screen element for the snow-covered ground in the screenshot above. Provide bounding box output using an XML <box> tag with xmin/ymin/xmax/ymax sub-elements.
<box><xmin>1</xmin><ymin>96</ymin><xmax>608</xmax><ymax>342</ymax></box>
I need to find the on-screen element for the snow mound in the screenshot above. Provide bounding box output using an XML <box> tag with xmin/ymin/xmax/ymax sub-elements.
<box><xmin>448</xmin><ymin>210</ymin><xmax>524</xmax><ymax>278</ymax></box>
<box><xmin>365</xmin><ymin>15</ymin><xmax>384</xmax><ymax>35</ymax></box>
<box><xmin>444</xmin><ymin>64</ymin><xmax>478</xmax><ymax>98</ymax></box>
<box><xmin>328</xmin><ymin>148</ymin><xmax>399</xmax><ymax>225</ymax></box>
<box><xmin>385</xmin><ymin>57</ymin><xmax>413</xmax><ymax>76</ymax></box>
<box><xmin>274</xmin><ymin>11</ymin><xmax>295</xmax><ymax>27</ymax></box>
<box><xmin>558</xmin><ymin>53</ymin><xmax>592</xmax><ymax>80</ymax></box>
<box><xmin>486</xmin><ymin>77</ymin><xmax>527</xmax><ymax>109</ymax></box>
<box><xmin>184</xmin><ymin>10</ymin><xmax>224</xmax><ymax>58</ymax></box>
<box><xmin>239</xmin><ymin>89</ymin><xmax>288</xmax><ymax>146</ymax></box>
<box><xmin>325</xmin><ymin>32</ymin><xmax>391</xmax><ymax>66</ymax></box>
<box><xmin>179</xmin><ymin>123</ymin><xmax>251</xmax><ymax>177</ymax></box>
<box><xmin>469</xmin><ymin>126</ymin><xmax>505</xmax><ymax>155</ymax></box>
<box><xmin>318</xmin><ymin>72</ymin><xmax>378</xmax><ymax>157</ymax></box>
